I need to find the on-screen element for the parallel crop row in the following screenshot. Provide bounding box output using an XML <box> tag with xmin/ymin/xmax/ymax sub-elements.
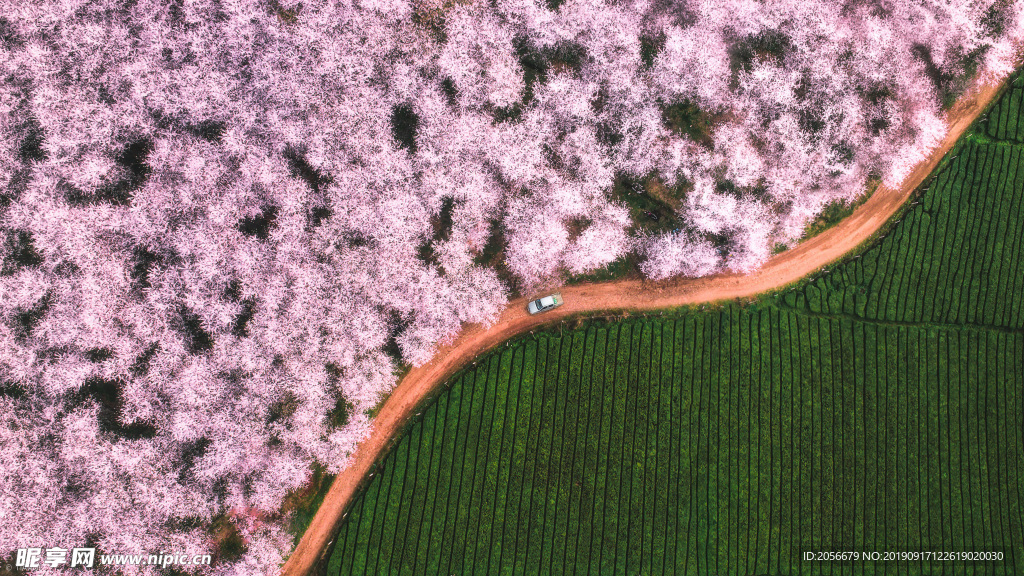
<box><xmin>782</xmin><ymin>144</ymin><xmax>1024</xmax><ymax>329</ymax></box>
<box><xmin>330</xmin><ymin>313</ymin><xmax>1023</xmax><ymax>575</ymax></box>
<box><xmin>782</xmin><ymin>71</ymin><xmax>1024</xmax><ymax>330</ymax></box>
<box><xmin>985</xmin><ymin>72</ymin><xmax>1024</xmax><ymax>143</ymax></box>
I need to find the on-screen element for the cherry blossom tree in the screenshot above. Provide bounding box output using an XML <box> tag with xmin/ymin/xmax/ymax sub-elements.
<box><xmin>0</xmin><ymin>0</ymin><xmax>1020</xmax><ymax>573</ymax></box>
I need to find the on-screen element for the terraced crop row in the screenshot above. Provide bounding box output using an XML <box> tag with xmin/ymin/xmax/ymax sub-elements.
<box><xmin>985</xmin><ymin>75</ymin><xmax>1024</xmax><ymax>143</ymax></box>
<box><xmin>326</xmin><ymin>72</ymin><xmax>1024</xmax><ymax>575</ymax></box>
<box><xmin>782</xmin><ymin>73</ymin><xmax>1024</xmax><ymax>330</ymax></box>
<box><xmin>329</xmin><ymin>313</ymin><xmax>1022</xmax><ymax>575</ymax></box>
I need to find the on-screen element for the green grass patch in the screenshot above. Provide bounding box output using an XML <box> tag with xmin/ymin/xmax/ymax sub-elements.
<box><xmin>660</xmin><ymin>99</ymin><xmax>722</xmax><ymax>148</ymax></box>
<box><xmin>284</xmin><ymin>464</ymin><xmax>336</xmax><ymax>546</ymax></box>
<box><xmin>608</xmin><ymin>172</ymin><xmax>690</xmax><ymax>236</ymax></box>
<box><xmin>798</xmin><ymin>179</ymin><xmax>878</xmax><ymax>242</ymax></box>
<box><xmin>562</xmin><ymin>253</ymin><xmax>641</xmax><ymax>286</ymax></box>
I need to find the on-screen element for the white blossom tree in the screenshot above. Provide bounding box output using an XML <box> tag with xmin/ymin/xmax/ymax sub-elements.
<box><xmin>0</xmin><ymin>0</ymin><xmax>1021</xmax><ymax>572</ymax></box>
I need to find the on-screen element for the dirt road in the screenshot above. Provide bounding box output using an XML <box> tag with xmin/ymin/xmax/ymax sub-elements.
<box><xmin>279</xmin><ymin>76</ymin><xmax>1008</xmax><ymax>576</ymax></box>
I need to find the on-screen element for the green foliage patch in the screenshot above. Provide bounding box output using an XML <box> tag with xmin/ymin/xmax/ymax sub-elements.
<box><xmin>660</xmin><ymin>99</ymin><xmax>721</xmax><ymax>148</ymax></box>
<box><xmin>607</xmin><ymin>172</ymin><xmax>690</xmax><ymax>237</ymax></box>
<box><xmin>798</xmin><ymin>181</ymin><xmax>876</xmax><ymax>243</ymax></box>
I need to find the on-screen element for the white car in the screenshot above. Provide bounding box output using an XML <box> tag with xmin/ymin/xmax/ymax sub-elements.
<box><xmin>527</xmin><ymin>293</ymin><xmax>563</xmax><ymax>315</ymax></box>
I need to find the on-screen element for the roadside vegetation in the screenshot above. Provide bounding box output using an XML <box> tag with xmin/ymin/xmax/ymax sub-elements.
<box><xmin>282</xmin><ymin>465</ymin><xmax>336</xmax><ymax>547</ymax></box>
<box><xmin>797</xmin><ymin>179</ymin><xmax>878</xmax><ymax>244</ymax></box>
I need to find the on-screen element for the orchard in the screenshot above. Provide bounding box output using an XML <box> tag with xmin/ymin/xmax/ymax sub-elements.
<box><xmin>0</xmin><ymin>0</ymin><xmax>1021</xmax><ymax>573</ymax></box>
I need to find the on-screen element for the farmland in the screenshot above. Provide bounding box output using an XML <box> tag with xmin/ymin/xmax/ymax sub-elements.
<box><xmin>325</xmin><ymin>75</ymin><xmax>1024</xmax><ymax>575</ymax></box>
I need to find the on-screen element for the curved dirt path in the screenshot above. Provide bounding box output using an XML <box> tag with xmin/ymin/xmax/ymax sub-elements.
<box><xmin>280</xmin><ymin>76</ymin><xmax>1009</xmax><ymax>576</ymax></box>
